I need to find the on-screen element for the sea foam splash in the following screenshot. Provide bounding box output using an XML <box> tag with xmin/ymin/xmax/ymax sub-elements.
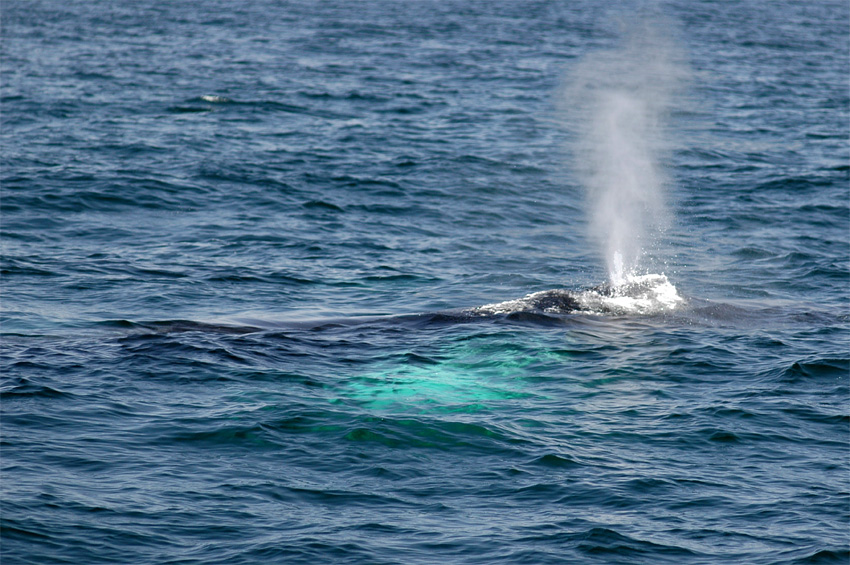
<box><xmin>474</xmin><ymin>273</ymin><xmax>683</xmax><ymax>317</ymax></box>
<box><xmin>576</xmin><ymin>273</ymin><xmax>683</xmax><ymax>315</ymax></box>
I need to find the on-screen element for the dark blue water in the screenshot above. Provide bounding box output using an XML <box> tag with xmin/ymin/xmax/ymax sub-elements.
<box><xmin>2</xmin><ymin>1</ymin><xmax>848</xmax><ymax>563</ymax></box>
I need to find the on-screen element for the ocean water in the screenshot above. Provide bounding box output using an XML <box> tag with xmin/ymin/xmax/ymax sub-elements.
<box><xmin>2</xmin><ymin>0</ymin><xmax>848</xmax><ymax>563</ymax></box>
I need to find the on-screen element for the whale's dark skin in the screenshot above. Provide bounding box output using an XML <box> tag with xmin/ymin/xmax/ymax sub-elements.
<box><xmin>109</xmin><ymin>288</ymin><xmax>601</xmax><ymax>337</ymax></box>
<box><xmin>521</xmin><ymin>290</ymin><xmax>582</xmax><ymax>313</ymax></box>
<box><xmin>104</xmin><ymin>277</ymin><xmax>682</xmax><ymax>338</ymax></box>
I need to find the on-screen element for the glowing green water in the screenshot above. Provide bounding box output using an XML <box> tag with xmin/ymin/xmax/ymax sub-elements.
<box><xmin>339</xmin><ymin>335</ymin><xmax>555</xmax><ymax>411</ymax></box>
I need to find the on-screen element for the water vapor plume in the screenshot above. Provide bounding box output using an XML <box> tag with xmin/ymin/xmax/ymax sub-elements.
<box><xmin>562</xmin><ymin>16</ymin><xmax>688</xmax><ymax>286</ymax></box>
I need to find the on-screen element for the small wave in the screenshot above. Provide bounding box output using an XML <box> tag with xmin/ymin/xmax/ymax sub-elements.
<box><xmin>781</xmin><ymin>358</ymin><xmax>849</xmax><ymax>382</ymax></box>
<box><xmin>198</xmin><ymin>95</ymin><xmax>233</xmax><ymax>103</ymax></box>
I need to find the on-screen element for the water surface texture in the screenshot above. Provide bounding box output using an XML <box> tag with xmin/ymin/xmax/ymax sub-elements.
<box><xmin>2</xmin><ymin>1</ymin><xmax>849</xmax><ymax>563</ymax></box>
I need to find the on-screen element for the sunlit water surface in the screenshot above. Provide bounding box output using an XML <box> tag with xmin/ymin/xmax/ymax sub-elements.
<box><xmin>2</xmin><ymin>1</ymin><xmax>848</xmax><ymax>563</ymax></box>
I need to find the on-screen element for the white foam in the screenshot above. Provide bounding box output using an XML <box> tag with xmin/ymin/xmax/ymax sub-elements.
<box><xmin>472</xmin><ymin>274</ymin><xmax>683</xmax><ymax>317</ymax></box>
<box><xmin>577</xmin><ymin>273</ymin><xmax>683</xmax><ymax>315</ymax></box>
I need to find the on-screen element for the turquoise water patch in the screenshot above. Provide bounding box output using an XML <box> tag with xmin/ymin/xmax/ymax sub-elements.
<box><xmin>337</xmin><ymin>336</ymin><xmax>545</xmax><ymax>412</ymax></box>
